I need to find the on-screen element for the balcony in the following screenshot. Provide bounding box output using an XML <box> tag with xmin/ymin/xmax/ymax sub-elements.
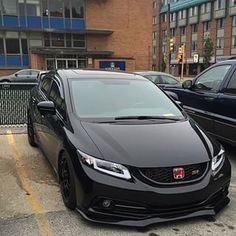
<box><xmin>189</xmin><ymin>15</ymin><xmax>198</xmax><ymax>25</ymax></box>
<box><xmin>178</xmin><ymin>18</ymin><xmax>187</xmax><ymax>27</ymax></box>
<box><xmin>229</xmin><ymin>6</ymin><xmax>236</xmax><ymax>16</ymax></box>
<box><xmin>200</xmin><ymin>12</ymin><xmax>211</xmax><ymax>22</ymax></box>
<box><xmin>170</xmin><ymin>21</ymin><xmax>177</xmax><ymax>28</ymax></box>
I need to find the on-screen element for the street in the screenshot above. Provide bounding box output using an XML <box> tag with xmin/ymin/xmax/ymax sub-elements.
<box><xmin>0</xmin><ymin>129</ymin><xmax>235</xmax><ymax>236</ymax></box>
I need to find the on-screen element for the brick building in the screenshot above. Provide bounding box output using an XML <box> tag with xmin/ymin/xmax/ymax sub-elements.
<box><xmin>153</xmin><ymin>0</ymin><xmax>236</xmax><ymax>77</ymax></box>
<box><xmin>0</xmin><ymin>0</ymin><xmax>152</xmax><ymax>75</ymax></box>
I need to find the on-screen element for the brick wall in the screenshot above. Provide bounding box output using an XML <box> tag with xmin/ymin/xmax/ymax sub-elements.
<box><xmin>197</xmin><ymin>22</ymin><xmax>204</xmax><ymax>53</ymax></box>
<box><xmin>86</xmin><ymin>0</ymin><xmax>152</xmax><ymax>71</ymax></box>
<box><xmin>0</xmin><ymin>69</ymin><xmax>18</xmax><ymax>76</ymax></box>
<box><xmin>224</xmin><ymin>16</ymin><xmax>232</xmax><ymax>56</ymax></box>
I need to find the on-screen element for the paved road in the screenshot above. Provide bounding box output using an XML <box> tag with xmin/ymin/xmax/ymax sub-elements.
<box><xmin>0</xmin><ymin>131</ymin><xmax>235</xmax><ymax>236</ymax></box>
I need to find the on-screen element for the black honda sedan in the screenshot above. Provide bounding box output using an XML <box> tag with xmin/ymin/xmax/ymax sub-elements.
<box><xmin>27</xmin><ymin>70</ymin><xmax>231</xmax><ymax>227</ymax></box>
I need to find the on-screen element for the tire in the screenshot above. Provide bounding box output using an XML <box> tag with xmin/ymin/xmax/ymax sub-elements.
<box><xmin>59</xmin><ymin>152</ymin><xmax>76</xmax><ymax>210</ymax></box>
<box><xmin>27</xmin><ymin>115</ymin><xmax>37</xmax><ymax>147</ymax></box>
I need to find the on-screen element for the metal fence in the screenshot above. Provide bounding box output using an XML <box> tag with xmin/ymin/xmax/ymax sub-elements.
<box><xmin>0</xmin><ymin>83</ymin><xmax>37</xmax><ymax>126</ymax></box>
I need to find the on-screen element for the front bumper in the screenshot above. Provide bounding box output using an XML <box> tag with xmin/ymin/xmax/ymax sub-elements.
<box><xmin>74</xmin><ymin>157</ymin><xmax>231</xmax><ymax>227</ymax></box>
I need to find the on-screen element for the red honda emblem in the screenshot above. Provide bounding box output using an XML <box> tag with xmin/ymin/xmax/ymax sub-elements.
<box><xmin>173</xmin><ymin>168</ymin><xmax>185</xmax><ymax>180</ymax></box>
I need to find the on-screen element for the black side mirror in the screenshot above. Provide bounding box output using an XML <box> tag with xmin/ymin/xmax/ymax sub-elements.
<box><xmin>37</xmin><ymin>101</ymin><xmax>56</xmax><ymax>115</ymax></box>
<box><xmin>182</xmin><ymin>80</ymin><xmax>193</xmax><ymax>89</ymax></box>
<box><xmin>15</xmin><ymin>73</ymin><xmax>18</xmax><ymax>77</ymax></box>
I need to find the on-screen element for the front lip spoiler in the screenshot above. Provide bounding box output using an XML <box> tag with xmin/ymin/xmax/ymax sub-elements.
<box><xmin>75</xmin><ymin>197</ymin><xmax>230</xmax><ymax>228</ymax></box>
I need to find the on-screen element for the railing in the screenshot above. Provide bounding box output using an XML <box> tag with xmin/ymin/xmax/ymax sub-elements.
<box><xmin>0</xmin><ymin>83</ymin><xmax>37</xmax><ymax>126</ymax></box>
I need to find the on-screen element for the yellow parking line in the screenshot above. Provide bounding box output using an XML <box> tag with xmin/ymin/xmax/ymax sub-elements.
<box><xmin>6</xmin><ymin>130</ymin><xmax>53</xmax><ymax>236</ymax></box>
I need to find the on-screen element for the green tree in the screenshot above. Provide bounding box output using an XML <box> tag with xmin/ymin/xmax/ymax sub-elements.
<box><xmin>202</xmin><ymin>37</ymin><xmax>214</xmax><ymax>69</ymax></box>
<box><xmin>160</xmin><ymin>54</ymin><xmax>166</xmax><ymax>72</ymax></box>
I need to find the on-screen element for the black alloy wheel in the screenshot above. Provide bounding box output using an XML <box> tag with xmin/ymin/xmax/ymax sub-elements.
<box><xmin>59</xmin><ymin>152</ymin><xmax>76</xmax><ymax>210</ymax></box>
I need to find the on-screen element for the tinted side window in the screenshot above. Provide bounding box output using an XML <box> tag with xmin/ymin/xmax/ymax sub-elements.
<box><xmin>194</xmin><ymin>65</ymin><xmax>231</xmax><ymax>92</ymax></box>
<box><xmin>41</xmin><ymin>77</ymin><xmax>52</xmax><ymax>95</ymax></box>
<box><xmin>146</xmin><ymin>75</ymin><xmax>163</xmax><ymax>84</ymax></box>
<box><xmin>49</xmin><ymin>81</ymin><xmax>66</xmax><ymax>117</ymax></box>
<box><xmin>161</xmin><ymin>75</ymin><xmax>178</xmax><ymax>84</ymax></box>
<box><xmin>225</xmin><ymin>72</ymin><xmax>236</xmax><ymax>95</ymax></box>
<box><xmin>17</xmin><ymin>70</ymin><xmax>31</xmax><ymax>76</ymax></box>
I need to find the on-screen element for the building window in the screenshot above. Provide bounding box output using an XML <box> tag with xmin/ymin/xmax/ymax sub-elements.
<box><xmin>203</xmin><ymin>21</ymin><xmax>210</xmax><ymax>32</ymax></box>
<box><xmin>215</xmin><ymin>0</ymin><xmax>225</xmax><ymax>10</ymax></box>
<box><xmin>153</xmin><ymin>16</ymin><xmax>157</xmax><ymax>25</ymax></box>
<box><xmin>51</xmin><ymin>33</ymin><xmax>64</xmax><ymax>47</ymax></box>
<box><xmin>189</xmin><ymin>6</ymin><xmax>198</xmax><ymax>17</ymax></box>
<box><xmin>66</xmin><ymin>34</ymin><xmax>72</xmax><ymax>47</ymax></box>
<box><xmin>42</xmin><ymin>0</ymin><xmax>48</xmax><ymax>16</ymax></box>
<box><xmin>170</xmin><ymin>12</ymin><xmax>176</xmax><ymax>22</ymax></box>
<box><xmin>192</xmin><ymin>24</ymin><xmax>198</xmax><ymax>33</ymax></box>
<box><xmin>153</xmin><ymin>1</ymin><xmax>157</xmax><ymax>9</ymax></box>
<box><xmin>162</xmin><ymin>30</ymin><xmax>167</xmax><ymax>39</ymax></box>
<box><xmin>231</xmin><ymin>0</ymin><xmax>236</xmax><ymax>7</ymax></box>
<box><xmin>162</xmin><ymin>13</ymin><xmax>167</xmax><ymax>23</ymax></box>
<box><xmin>44</xmin><ymin>33</ymin><xmax>85</xmax><ymax>48</ymax></box>
<box><xmin>26</xmin><ymin>0</ymin><xmax>40</xmax><ymax>16</ymax></box>
<box><xmin>19</xmin><ymin>0</ymin><xmax>26</xmax><ymax>16</ymax></box>
<box><xmin>73</xmin><ymin>34</ymin><xmax>85</xmax><ymax>48</ymax></box>
<box><xmin>180</xmin><ymin>27</ymin><xmax>186</xmax><ymax>35</ymax></box>
<box><xmin>152</xmin><ymin>31</ymin><xmax>157</xmax><ymax>40</ymax></box>
<box><xmin>201</xmin><ymin>3</ymin><xmax>211</xmax><ymax>13</ymax></box>
<box><xmin>232</xmin><ymin>36</ymin><xmax>236</xmax><ymax>48</ymax></box>
<box><xmin>178</xmin><ymin>9</ymin><xmax>186</xmax><ymax>20</ymax></box>
<box><xmin>170</xmin><ymin>28</ymin><xmax>175</xmax><ymax>37</ymax></box>
<box><xmin>217</xmin><ymin>37</ymin><xmax>224</xmax><ymax>48</ymax></box>
<box><xmin>71</xmin><ymin>0</ymin><xmax>84</xmax><ymax>18</ymax></box>
<box><xmin>191</xmin><ymin>41</ymin><xmax>197</xmax><ymax>51</ymax></box>
<box><xmin>64</xmin><ymin>0</ymin><xmax>70</xmax><ymax>18</ymax></box>
<box><xmin>2</xmin><ymin>0</ymin><xmax>17</xmax><ymax>16</ymax></box>
<box><xmin>21</xmin><ymin>39</ymin><xmax>28</xmax><ymax>54</ymax></box>
<box><xmin>233</xmin><ymin>16</ymin><xmax>236</xmax><ymax>27</ymax></box>
<box><xmin>49</xmin><ymin>0</ymin><xmax>63</xmax><ymax>17</ymax></box>
<box><xmin>0</xmin><ymin>38</ymin><xmax>4</xmax><ymax>54</ymax></box>
<box><xmin>153</xmin><ymin>46</ymin><xmax>156</xmax><ymax>55</ymax></box>
<box><xmin>217</xmin><ymin>18</ymin><xmax>224</xmax><ymax>29</ymax></box>
<box><xmin>6</xmin><ymin>38</ymin><xmax>20</xmax><ymax>54</ymax></box>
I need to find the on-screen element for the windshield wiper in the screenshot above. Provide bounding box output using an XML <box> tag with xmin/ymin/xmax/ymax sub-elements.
<box><xmin>114</xmin><ymin>116</ymin><xmax>181</xmax><ymax>121</ymax></box>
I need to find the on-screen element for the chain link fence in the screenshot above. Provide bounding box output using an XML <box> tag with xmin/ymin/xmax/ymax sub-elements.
<box><xmin>0</xmin><ymin>83</ymin><xmax>37</xmax><ymax>126</ymax></box>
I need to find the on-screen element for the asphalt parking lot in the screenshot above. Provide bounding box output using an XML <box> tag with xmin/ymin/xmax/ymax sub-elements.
<box><xmin>0</xmin><ymin>129</ymin><xmax>235</xmax><ymax>236</ymax></box>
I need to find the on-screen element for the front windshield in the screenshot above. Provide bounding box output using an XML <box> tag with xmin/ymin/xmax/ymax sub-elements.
<box><xmin>70</xmin><ymin>78</ymin><xmax>184</xmax><ymax>120</ymax></box>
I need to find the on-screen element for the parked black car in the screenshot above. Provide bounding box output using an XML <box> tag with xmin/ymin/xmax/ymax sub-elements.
<box><xmin>27</xmin><ymin>70</ymin><xmax>231</xmax><ymax>227</ymax></box>
<box><xmin>0</xmin><ymin>69</ymin><xmax>40</xmax><ymax>83</ymax></box>
<box><xmin>134</xmin><ymin>71</ymin><xmax>182</xmax><ymax>89</ymax></box>
<box><xmin>165</xmin><ymin>60</ymin><xmax>236</xmax><ymax>146</ymax></box>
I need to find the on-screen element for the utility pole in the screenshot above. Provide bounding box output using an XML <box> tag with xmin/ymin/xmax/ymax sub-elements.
<box><xmin>166</xmin><ymin>0</ymin><xmax>171</xmax><ymax>74</ymax></box>
<box><xmin>181</xmin><ymin>44</ymin><xmax>185</xmax><ymax>80</ymax></box>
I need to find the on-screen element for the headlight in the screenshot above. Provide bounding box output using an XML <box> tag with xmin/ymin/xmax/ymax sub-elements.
<box><xmin>77</xmin><ymin>150</ymin><xmax>131</xmax><ymax>180</ymax></box>
<box><xmin>212</xmin><ymin>148</ymin><xmax>225</xmax><ymax>176</ymax></box>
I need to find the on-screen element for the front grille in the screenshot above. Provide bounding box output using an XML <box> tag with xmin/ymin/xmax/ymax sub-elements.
<box><xmin>140</xmin><ymin>162</ymin><xmax>208</xmax><ymax>185</ymax></box>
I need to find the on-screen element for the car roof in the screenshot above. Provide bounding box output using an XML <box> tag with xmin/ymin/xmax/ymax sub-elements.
<box><xmin>134</xmin><ymin>71</ymin><xmax>176</xmax><ymax>77</ymax></box>
<box><xmin>54</xmin><ymin>69</ymin><xmax>147</xmax><ymax>81</ymax></box>
<box><xmin>216</xmin><ymin>59</ymin><xmax>236</xmax><ymax>65</ymax></box>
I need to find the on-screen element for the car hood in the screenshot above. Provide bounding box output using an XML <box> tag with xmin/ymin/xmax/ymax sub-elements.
<box><xmin>80</xmin><ymin>119</ymin><xmax>220</xmax><ymax>168</ymax></box>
